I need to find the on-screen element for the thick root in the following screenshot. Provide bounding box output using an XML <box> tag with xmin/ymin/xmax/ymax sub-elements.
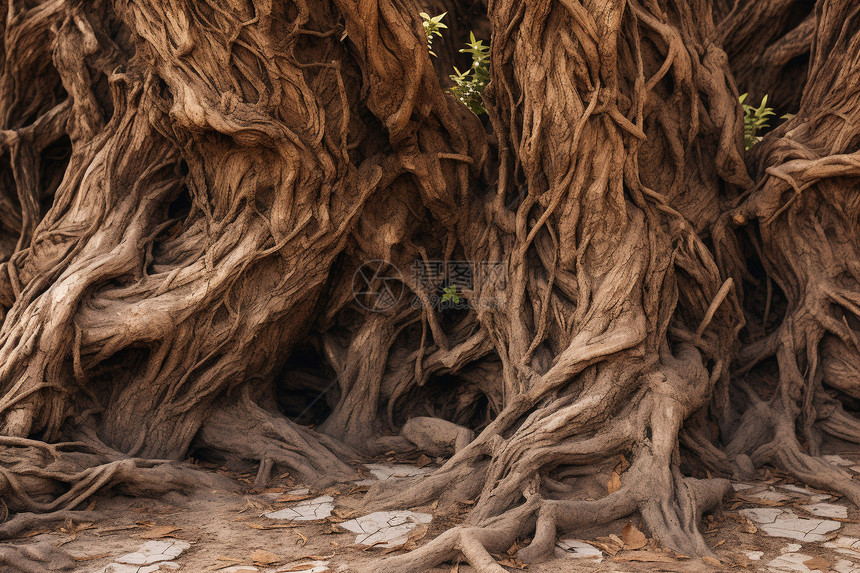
<box><xmin>0</xmin><ymin>436</ymin><xmax>237</xmax><ymax>515</ymax></box>
<box><xmin>0</xmin><ymin>542</ymin><xmax>75</xmax><ymax>573</ymax></box>
<box><xmin>0</xmin><ymin>510</ymin><xmax>102</xmax><ymax>540</ymax></box>
<box><xmin>195</xmin><ymin>391</ymin><xmax>358</xmax><ymax>488</ymax></box>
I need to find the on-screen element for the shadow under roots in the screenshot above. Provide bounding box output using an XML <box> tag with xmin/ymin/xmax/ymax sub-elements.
<box><xmin>274</xmin><ymin>340</ymin><xmax>339</xmax><ymax>428</ymax></box>
<box><xmin>191</xmin><ymin>341</ymin><xmax>358</xmax><ymax>489</ymax></box>
<box><xmin>391</xmin><ymin>372</ymin><xmax>496</xmax><ymax>433</ymax></box>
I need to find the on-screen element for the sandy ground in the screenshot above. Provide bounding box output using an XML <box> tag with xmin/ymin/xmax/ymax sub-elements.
<box><xmin>7</xmin><ymin>450</ymin><xmax>860</xmax><ymax>573</ymax></box>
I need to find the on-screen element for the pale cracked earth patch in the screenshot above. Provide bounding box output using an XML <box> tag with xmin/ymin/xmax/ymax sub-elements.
<box><xmin>802</xmin><ymin>502</ymin><xmax>848</xmax><ymax>519</ymax></box>
<box><xmin>778</xmin><ymin>484</ymin><xmax>832</xmax><ymax>503</ymax></box>
<box><xmin>102</xmin><ymin>564</ymin><xmax>180</xmax><ymax>573</ymax></box>
<box><xmin>767</xmin><ymin>551</ymin><xmax>860</xmax><ymax>573</ymax></box>
<box><xmin>356</xmin><ymin>463</ymin><xmax>433</xmax><ymax>486</ymax></box>
<box><xmin>767</xmin><ymin>551</ymin><xmax>824</xmax><ymax>572</ymax></box>
<box><xmin>263</xmin><ymin>495</ymin><xmax>335</xmax><ymax>521</ymax></box>
<box><xmin>92</xmin><ymin>540</ymin><xmax>191</xmax><ymax>573</ymax></box>
<box><xmin>835</xmin><ymin>560</ymin><xmax>860</xmax><ymax>573</ymax></box>
<box><xmin>340</xmin><ymin>510</ymin><xmax>432</xmax><ymax>548</ymax></box>
<box><xmin>734</xmin><ymin>482</ymin><xmax>834</xmax><ymax>503</ymax></box>
<box><xmin>825</xmin><ymin>536</ymin><xmax>860</xmax><ymax>559</ymax></box>
<box><xmin>741</xmin><ymin>507</ymin><xmax>841</xmax><ymax>542</ymax></box>
<box><xmin>555</xmin><ymin>539</ymin><xmax>603</xmax><ymax>561</ymax></box>
<box><xmin>752</xmin><ymin>489</ymin><xmax>792</xmax><ymax>502</ymax></box>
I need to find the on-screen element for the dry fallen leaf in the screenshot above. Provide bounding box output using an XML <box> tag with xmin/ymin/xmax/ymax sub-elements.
<box><xmin>621</xmin><ymin>522</ymin><xmax>647</xmax><ymax>550</ymax></box>
<box><xmin>60</xmin><ymin>520</ymin><xmax>95</xmax><ymax>535</ymax></box>
<box><xmin>243</xmin><ymin>498</ymin><xmax>273</xmax><ymax>513</ymax></box>
<box><xmin>276</xmin><ymin>493</ymin><xmax>314</xmax><ymax>503</ymax></box>
<box><xmin>23</xmin><ymin>530</ymin><xmax>50</xmax><ymax>538</ymax></box>
<box><xmin>496</xmin><ymin>556</ymin><xmax>526</xmax><ymax>569</ymax></box>
<box><xmin>607</xmin><ymin>471</ymin><xmax>622</xmax><ymax>494</ymax></box>
<box><xmin>702</xmin><ymin>556</ymin><xmax>722</xmax><ymax>566</ymax></box>
<box><xmin>250</xmin><ymin>549</ymin><xmax>282</xmax><ymax>565</ymax></box>
<box><xmin>736</xmin><ymin>494</ymin><xmax>786</xmax><ymax>507</ymax></box>
<box><xmin>332</xmin><ymin>508</ymin><xmax>360</xmax><ymax>519</ymax></box>
<box><xmin>56</xmin><ymin>520</ymin><xmax>96</xmax><ymax>546</ymax></box>
<box><xmin>140</xmin><ymin>525</ymin><xmax>180</xmax><ymax>539</ymax></box>
<box><xmin>506</xmin><ymin>538</ymin><xmax>530</xmax><ymax>555</ymax></box>
<box><xmin>382</xmin><ymin>523</ymin><xmax>430</xmax><ymax>554</ymax></box>
<box><xmin>591</xmin><ymin>538</ymin><xmax>622</xmax><ymax>555</ymax></box>
<box><xmin>247</xmin><ymin>523</ymin><xmax>297</xmax><ymax>530</ymax></box>
<box><xmin>802</xmin><ymin>557</ymin><xmax>830</xmax><ymax>572</ymax></box>
<box><xmin>416</xmin><ymin>454</ymin><xmax>433</xmax><ymax>468</ymax></box>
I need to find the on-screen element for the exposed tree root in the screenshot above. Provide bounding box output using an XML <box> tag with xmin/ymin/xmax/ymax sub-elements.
<box><xmin>361</xmin><ymin>468</ymin><xmax>728</xmax><ymax>573</ymax></box>
<box><xmin>0</xmin><ymin>542</ymin><xmax>76</xmax><ymax>573</ymax></box>
<box><xmin>0</xmin><ymin>510</ymin><xmax>103</xmax><ymax>572</ymax></box>
<box><xmin>710</xmin><ymin>0</ymin><xmax>860</xmax><ymax>505</ymax></box>
<box><xmin>352</xmin><ymin>0</ymin><xmax>745</xmax><ymax>566</ymax></box>
<box><xmin>0</xmin><ymin>510</ymin><xmax>102</xmax><ymax>539</ymax></box>
<box><xmin>195</xmin><ymin>389</ymin><xmax>358</xmax><ymax>488</ymax></box>
<box><xmin>0</xmin><ymin>436</ymin><xmax>237</xmax><ymax>515</ymax></box>
<box><xmin>2</xmin><ymin>0</ymin><xmax>859</xmax><ymax>571</ymax></box>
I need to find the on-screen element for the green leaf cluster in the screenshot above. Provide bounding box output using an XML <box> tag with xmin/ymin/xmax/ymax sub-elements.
<box><xmin>418</xmin><ymin>13</ymin><xmax>489</xmax><ymax>116</ymax></box>
<box><xmin>740</xmin><ymin>93</ymin><xmax>775</xmax><ymax>150</ymax></box>
<box><xmin>441</xmin><ymin>285</ymin><xmax>460</xmax><ymax>304</ymax></box>
<box><xmin>420</xmin><ymin>12</ymin><xmax>447</xmax><ymax>57</ymax></box>
<box><xmin>449</xmin><ymin>32</ymin><xmax>490</xmax><ymax>115</ymax></box>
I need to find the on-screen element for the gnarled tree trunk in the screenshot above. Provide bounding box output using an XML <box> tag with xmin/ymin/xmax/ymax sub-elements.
<box><xmin>1</xmin><ymin>0</ymin><xmax>859</xmax><ymax>571</ymax></box>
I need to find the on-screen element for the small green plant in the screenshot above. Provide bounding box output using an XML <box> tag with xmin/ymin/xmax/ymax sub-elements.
<box><xmin>441</xmin><ymin>284</ymin><xmax>460</xmax><ymax>304</ymax></box>
<box><xmin>418</xmin><ymin>12</ymin><xmax>489</xmax><ymax>116</ymax></box>
<box><xmin>740</xmin><ymin>93</ymin><xmax>775</xmax><ymax>150</ymax></box>
<box><xmin>450</xmin><ymin>32</ymin><xmax>489</xmax><ymax>115</ymax></box>
<box><xmin>420</xmin><ymin>12</ymin><xmax>447</xmax><ymax>57</ymax></box>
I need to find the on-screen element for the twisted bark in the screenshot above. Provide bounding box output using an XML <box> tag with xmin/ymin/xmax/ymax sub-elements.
<box><xmin>710</xmin><ymin>0</ymin><xmax>860</xmax><ymax>505</ymax></box>
<box><xmin>0</xmin><ymin>0</ymin><xmax>858</xmax><ymax>572</ymax></box>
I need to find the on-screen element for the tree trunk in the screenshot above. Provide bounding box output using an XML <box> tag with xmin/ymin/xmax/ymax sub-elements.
<box><xmin>0</xmin><ymin>0</ymin><xmax>858</xmax><ymax>571</ymax></box>
<box><xmin>709</xmin><ymin>0</ymin><xmax>860</xmax><ymax>505</ymax></box>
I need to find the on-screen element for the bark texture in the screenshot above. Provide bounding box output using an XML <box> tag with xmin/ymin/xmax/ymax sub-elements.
<box><xmin>0</xmin><ymin>0</ymin><xmax>858</xmax><ymax>571</ymax></box>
